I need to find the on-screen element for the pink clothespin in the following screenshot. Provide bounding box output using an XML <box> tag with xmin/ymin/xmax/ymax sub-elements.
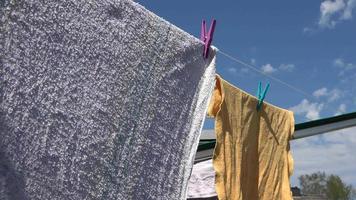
<box><xmin>200</xmin><ymin>19</ymin><xmax>216</xmax><ymax>58</ymax></box>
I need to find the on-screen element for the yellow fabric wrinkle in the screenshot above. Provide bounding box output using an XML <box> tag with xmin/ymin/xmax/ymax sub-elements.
<box><xmin>208</xmin><ymin>75</ymin><xmax>294</xmax><ymax>200</ymax></box>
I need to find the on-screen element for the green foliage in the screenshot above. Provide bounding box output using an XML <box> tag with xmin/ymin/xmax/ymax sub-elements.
<box><xmin>326</xmin><ymin>175</ymin><xmax>352</xmax><ymax>200</ymax></box>
<box><xmin>298</xmin><ymin>172</ymin><xmax>353</xmax><ymax>200</ymax></box>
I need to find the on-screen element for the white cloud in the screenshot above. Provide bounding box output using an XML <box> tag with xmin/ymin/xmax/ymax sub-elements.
<box><xmin>319</xmin><ymin>0</ymin><xmax>346</xmax><ymax>28</ymax></box>
<box><xmin>318</xmin><ymin>0</ymin><xmax>356</xmax><ymax>29</ymax></box>
<box><xmin>341</xmin><ymin>0</ymin><xmax>356</xmax><ymax>19</ymax></box>
<box><xmin>289</xmin><ymin>99</ymin><xmax>324</xmax><ymax>120</ymax></box>
<box><xmin>250</xmin><ymin>58</ymin><xmax>256</xmax><ymax>65</ymax></box>
<box><xmin>259</xmin><ymin>62</ymin><xmax>295</xmax><ymax>74</ymax></box>
<box><xmin>328</xmin><ymin>89</ymin><xmax>342</xmax><ymax>102</ymax></box>
<box><xmin>335</xmin><ymin>103</ymin><xmax>347</xmax><ymax>115</ymax></box>
<box><xmin>334</xmin><ymin>58</ymin><xmax>345</xmax><ymax>67</ymax></box>
<box><xmin>333</xmin><ymin>58</ymin><xmax>356</xmax><ymax>69</ymax></box>
<box><xmin>333</xmin><ymin>58</ymin><xmax>356</xmax><ymax>76</ymax></box>
<box><xmin>261</xmin><ymin>64</ymin><xmax>277</xmax><ymax>74</ymax></box>
<box><xmin>291</xmin><ymin>127</ymin><xmax>356</xmax><ymax>187</ymax></box>
<box><xmin>303</xmin><ymin>27</ymin><xmax>321</xmax><ymax>35</ymax></box>
<box><xmin>227</xmin><ymin>66</ymin><xmax>250</xmax><ymax>75</ymax></box>
<box><xmin>279</xmin><ymin>64</ymin><xmax>295</xmax><ymax>72</ymax></box>
<box><xmin>313</xmin><ymin>87</ymin><xmax>328</xmax><ymax>98</ymax></box>
<box><xmin>303</xmin><ymin>27</ymin><xmax>313</xmax><ymax>34</ymax></box>
<box><xmin>313</xmin><ymin>87</ymin><xmax>342</xmax><ymax>102</ymax></box>
<box><xmin>227</xmin><ymin>67</ymin><xmax>237</xmax><ymax>73</ymax></box>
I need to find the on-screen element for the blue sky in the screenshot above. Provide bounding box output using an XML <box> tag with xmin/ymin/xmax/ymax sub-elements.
<box><xmin>137</xmin><ymin>0</ymin><xmax>356</xmax><ymax>187</ymax></box>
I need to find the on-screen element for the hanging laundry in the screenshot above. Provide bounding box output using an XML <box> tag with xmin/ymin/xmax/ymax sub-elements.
<box><xmin>187</xmin><ymin>159</ymin><xmax>217</xmax><ymax>199</ymax></box>
<box><xmin>207</xmin><ymin>75</ymin><xmax>294</xmax><ymax>200</ymax></box>
<box><xmin>0</xmin><ymin>0</ymin><xmax>216</xmax><ymax>199</ymax></box>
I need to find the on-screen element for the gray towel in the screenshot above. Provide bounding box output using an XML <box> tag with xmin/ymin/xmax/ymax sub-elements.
<box><xmin>0</xmin><ymin>0</ymin><xmax>216</xmax><ymax>199</ymax></box>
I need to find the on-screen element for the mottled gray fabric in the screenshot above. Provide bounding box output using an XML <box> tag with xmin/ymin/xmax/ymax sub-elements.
<box><xmin>0</xmin><ymin>0</ymin><xmax>216</xmax><ymax>199</ymax></box>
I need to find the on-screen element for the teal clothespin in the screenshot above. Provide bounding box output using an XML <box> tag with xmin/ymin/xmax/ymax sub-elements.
<box><xmin>256</xmin><ymin>82</ymin><xmax>270</xmax><ymax>111</ymax></box>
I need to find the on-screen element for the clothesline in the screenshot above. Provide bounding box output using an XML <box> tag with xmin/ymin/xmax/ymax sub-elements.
<box><xmin>3</xmin><ymin>1</ymin><xmax>342</xmax><ymax>199</ymax></box>
<box><xmin>215</xmin><ymin>49</ymin><xmax>344</xmax><ymax>115</ymax></box>
<box><xmin>217</xmin><ymin>50</ymin><xmax>314</xmax><ymax>100</ymax></box>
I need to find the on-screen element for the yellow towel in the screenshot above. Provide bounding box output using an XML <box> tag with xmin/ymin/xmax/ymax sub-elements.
<box><xmin>208</xmin><ymin>75</ymin><xmax>294</xmax><ymax>200</ymax></box>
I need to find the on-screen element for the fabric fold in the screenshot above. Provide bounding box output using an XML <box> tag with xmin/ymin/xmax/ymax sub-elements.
<box><xmin>208</xmin><ymin>75</ymin><xmax>295</xmax><ymax>200</ymax></box>
<box><xmin>0</xmin><ymin>0</ymin><xmax>216</xmax><ymax>199</ymax></box>
<box><xmin>187</xmin><ymin>159</ymin><xmax>217</xmax><ymax>199</ymax></box>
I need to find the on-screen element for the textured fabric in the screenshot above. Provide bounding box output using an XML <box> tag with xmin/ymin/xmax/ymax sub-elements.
<box><xmin>0</xmin><ymin>0</ymin><xmax>216</xmax><ymax>199</ymax></box>
<box><xmin>207</xmin><ymin>75</ymin><xmax>294</xmax><ymax>200</ymax></box>
<box><xmin>188</xmin><ymin>196</ymin><xmax>218</xmax><ymax>200</ymax></box>
<box><xmin>187</xmin><ymin>159</ymin><xmax>217</xmax><ymax>198</ymax></box>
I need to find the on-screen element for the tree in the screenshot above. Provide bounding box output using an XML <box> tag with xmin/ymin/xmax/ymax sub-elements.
<box><xmin>326</xmin><ymin>175</ymin><xmax>352</xmax><ymax>200</ymax></box>
<box><xmin>351</xmin><ymin>188</ymin><xmax>356</xmax><ymax>200</ymax></box>
<box><xmin>299</xmin><ymin>171</ymin><xmax>327</xmax><ymax>196</ymax></box>
<box><xmin>298</xmin><ymin>172</ymin><xmax>353</xmax><ymax>200</ymax></box>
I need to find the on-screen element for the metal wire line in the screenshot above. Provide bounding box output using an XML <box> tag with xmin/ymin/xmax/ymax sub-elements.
<box><xmin>218</xmin><ymin>50</ymin><xmax>315</xmax><ymax>100</ymax></box>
